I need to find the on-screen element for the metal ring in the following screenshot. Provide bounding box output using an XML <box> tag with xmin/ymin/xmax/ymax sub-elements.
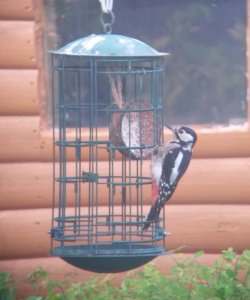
<box><xmin>100</xmin><ymin>10</ymin><xmax>115</xmax><ymax>34</ymax></box>
<box><xmin>103</xmin><ymin>23</ymin><xmax>112</xmax><ymax>34</ymax></box>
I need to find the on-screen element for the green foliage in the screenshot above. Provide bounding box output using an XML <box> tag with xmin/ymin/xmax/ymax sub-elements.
<box><xmin>1</xmin><ymin>249</ymin><xmax>250</xmax><ymax>300</ymax></box>
<box><xmin>0</xmin><ymin>272</ymin><xmax>16</xmax><ymax>300</ymax></box>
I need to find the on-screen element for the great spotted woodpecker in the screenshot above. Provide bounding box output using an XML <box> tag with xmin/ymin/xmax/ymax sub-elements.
<box><xmin>143</xmin><ymin>126</ymin><xmax>197</xmax><ymax>230</ymax></box>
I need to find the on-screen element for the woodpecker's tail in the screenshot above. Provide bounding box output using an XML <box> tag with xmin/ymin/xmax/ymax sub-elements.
<box><xmin>143</xmin><ymin>199</ymin><xmax>162</xmax><ymax>230</ymax></box>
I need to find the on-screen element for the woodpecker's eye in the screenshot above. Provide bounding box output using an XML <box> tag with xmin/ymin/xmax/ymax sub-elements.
<box><xmin>179</xmin><ymin>128</ymin><xmax>184</xmax><ymax>134</ymax></box>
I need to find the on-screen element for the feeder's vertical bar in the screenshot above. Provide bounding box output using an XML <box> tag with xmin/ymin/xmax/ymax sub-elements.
<box><xmin>126</xmin><ymin>59</ymin><xmax>134</xmax><ymax>241</ymax></box>
<box><xmin>62</xmin><ymin>55</ymin><xmax>68</xmax><ymax>245</ymax></box>
<box><xmin>152</xmin><ymin>59</ymin><xmax>157</xmax><ymax>147</ymax></box>
<box><xmin>107</xmin><ymin>61</ymin><xmax>115</xmax><ymax>242</ymax></box>
<box><xmin>89</xmin><ymin>57</ymin><xmax>98</xmax><ymax>251</ymax></box>
<box><xmin>136</xmin><ymin>61</ymin><xmax>141</xmax><ymax>102</ymax></box>
<box><xmin>156</xmin><ymin>58</ymin><xmax>161</xmax><ymax>144</ymax></box>
<box><xmin>128</xmin><ymin>153</ymin><xmax>132</xmax><ymax>242</ymax></box>
<box><xmin>87</xmin><ymin>58</ymin><xmax>93</xmax><ymax>249</ymax></box>
<box><xmin>138</xmin><ymin>61</ymin><xmax>143</xmax><ymax>234</ymax></box>
<box><xmin>161</xmin><ymin>57</ymin><xmax>166</xmax><ymax>247</ymax></box>
<box><xmin>154</xmin><ymin>58</ymin><xmax>162</xmax><ymax>240</ymax></box>
<box><xmin>135</xmin><ymin>61</ymin><xmax>143</xmax><ymax>235</ymax></box>
<box><xmin>57</xmin><ymin>56</ymin><xmax>67</xmax><ymax>246</ymax></box>
<box><xmin>161</xmin><ymin>57</ymin><xmax>165</xmax><ymax>144</ymax></box>
<box><xmin>142</xmin><ymin>61</ymin><xmax>146</xmax><ymax>235</ymax></box>
<box><xmin>107</xmin><ymin>60</ymin><xmax>112</xmax><ymax>238</ymax></box>
<box><xmin>135</xmin><ymin>158</ymin><xmax>139</xmax><ymax>233</ymax></box>
<box><xmin>51</xmin><ymin>53</ymin><xmax>56</xmax><ymax>251</ymax></box>
<box><xmin>129</xmin><ymin>61</ymin><xmax>136</xmax><ymax>242</ymax></box>
<box><xmin>58</xmin><ymin>62</ymin><xmax>63</xmax><ymax>225</ymax></box>
<box><xmin>74</xmin><ymin>69</ymin><xmax>78</xmax><ymax>240</ymax></box>
<box><xmin>138</xmin><ymin>60</ymin><xmax>142</xmax><ymax>158</ymax></box>
<box><xmin>76</xmin><ymin>66</ymin><xmax>83</xmax><ymax>239</ymax></box>
<box><xmin>152</xmin><ymin>58</ymin><xmax>157</xmax><ymax>242</ymax></box>
<box><xmin>121</xmin><ymin>154</ymin><xmax>125</xmax><ymax>241</ymax></box>
<box><xmin>57</xmin><ymin>57</ymin><xmax>63</xmax><ymax>244</ymax></box>
<box><xmin>110</xmin><ymin>147</ymin><xmax>115</xmax><ymax>242</ymax></box>
<box><xmin>139</xmin><ymin>149</ymin><xmax>144</xmax><ymax>236</ymax></box>
<box><xmin>107</xmin><ymin>68</ymin><xmax>110</xmax><ymax>232</ymax></box>
<box><xmin>109</xmin><ymin>62</ymin><xmax>116</xmax><ymax>240</ymax></box>
<box><xmin>94</xmin><ymin>59</ymin><xmax>99</xmax><ymax>247</ymax></box>
<box><xmin>93</xmin><ymin>59</ymin><xmax>97</xmax><ymax>249</ymax></box>
<box><xmin>108</xmin><ymin>152</ymin><xmax>111</xmax><ymax>239</ymax></box>
<box><xmin>129</xmin><ymin>150</ymin><xmax>133</xmax><ymax>235</ymax></box>
<box><xmin>79</xmin><ymin>65</ymin><xmax>83</xmax><ymax>237</ymax></box>
<box><xmin>107</xmin><ymin>141</ymin><xmax>111</xmax><ymax>237</ymax></box>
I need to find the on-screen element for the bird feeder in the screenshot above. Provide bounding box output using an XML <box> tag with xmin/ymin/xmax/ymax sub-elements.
<box><xmin>50</xmin><ymin>33</ymin><xmax>168</xmax><ymax>273</ymax></box>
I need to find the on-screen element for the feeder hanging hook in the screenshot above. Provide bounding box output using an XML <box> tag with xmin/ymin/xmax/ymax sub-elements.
<box><xmin>99</xmin><ymin>0</ymin><xmax>115</xmax><ymax>34</ymax></box>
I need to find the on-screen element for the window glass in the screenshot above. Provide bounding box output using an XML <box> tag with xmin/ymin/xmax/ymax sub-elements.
<box><xmin>45</xmin><ymin>0</ymin><xmax>247</xmax><ymax>126</ymax></box>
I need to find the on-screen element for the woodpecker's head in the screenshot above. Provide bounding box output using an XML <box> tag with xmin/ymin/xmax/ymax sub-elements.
<box><xmin>167</xmin><ymin>126</ymin><xmax>197</xmax><ymax>146</ymax></box>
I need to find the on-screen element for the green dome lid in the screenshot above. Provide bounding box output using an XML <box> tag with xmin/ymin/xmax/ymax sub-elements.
<box><xmin>53</xmin><ymin>34</ymin><xmax>168</xmax><ymax>57</ymax></box>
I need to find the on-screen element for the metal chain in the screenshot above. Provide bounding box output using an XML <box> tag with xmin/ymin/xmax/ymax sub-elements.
<box><xmin>99</xmin><ymin>0</ymin><xmax>115</xmax><ymax>34</ymax></box>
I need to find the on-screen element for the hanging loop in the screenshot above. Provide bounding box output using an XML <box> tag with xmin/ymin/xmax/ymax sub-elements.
<box><xmin>99</xmin><ymin>0</ymin><xmax>113</xmax><ymax>13</ymax></box>
<box><xmin>100</xmin><ymin>10</ymin><xmax>115</xmax><ymax>34</ymax></box>
<box><xmin>99</xmin><ymin>0</ymin><xmax>115</xmax><ymax>34</ymax></box>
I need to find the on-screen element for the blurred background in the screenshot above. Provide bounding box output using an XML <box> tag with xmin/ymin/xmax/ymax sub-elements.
<box><xmin>45</xmin><ymin>0</ymin><xmax>247</xmax><ymax>126</ymax></box>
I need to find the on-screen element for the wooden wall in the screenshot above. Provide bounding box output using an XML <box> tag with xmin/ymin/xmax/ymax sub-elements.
<box><xmin>0</xmin><ymin>0</ymin><xmax>250</xmax><ymax>297</ymax></box>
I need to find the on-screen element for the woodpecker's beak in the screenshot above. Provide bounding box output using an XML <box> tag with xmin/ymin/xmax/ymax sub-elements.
<box><xmin>166</xmin><ymin>125</ymin><xmax>174</xmax><ymax>131</ymax></box>
<box><xmin>166</xmin><ymin>125</ymin><xmax>178</xmax><ymax>137</ymax></box>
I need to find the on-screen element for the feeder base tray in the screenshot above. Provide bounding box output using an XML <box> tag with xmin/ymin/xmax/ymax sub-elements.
<box><xmin>52</xmin><ymin>243</ymin><xmax>167</xmax><ymax>273</ymax></box>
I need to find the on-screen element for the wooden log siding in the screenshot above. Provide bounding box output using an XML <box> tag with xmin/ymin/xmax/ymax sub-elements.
<box><xmin>45</xmin><ymin>128</ymin><xmax>250</xmax><ymax>159</ymax></box>
<box><xmin>0</xmin><ymin>119</ymin><xmax>250</xmax><ymax>162</ymax></box>
<box><xmin>0</xmin><ymin>117</ymin><xmax>41</xmax><ymax>162</ymax></box>
<box><xmin>0</xmin><ymin>205</ymin><xmax>250</xmax><ymax>260</ymax></box>
<box><xmin>0</xmin><ymin>158</ymin><xmax>250</xmax><ymax>210</ymax></box>
<box><xmin>0</xmin><ymin>69</ymin><xmax>39</xmax><ymax>115</ymax></box>
<box><xmin>0</xmin><ymin>20</ymin><xmax>36</xmax><ymax>68</ymax></box>
<box><xmin>0</xmin><ymin>0</ymin><xmax>34</xmax><ymax>20</ymax></box>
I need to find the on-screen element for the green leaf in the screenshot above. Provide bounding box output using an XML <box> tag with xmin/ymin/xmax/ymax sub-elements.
<box><xmin>222</xmin><ymin>248</ymin><xmax>237</xmax><ymax>261</ymax></box>
<box><xmin>194</xmin><ymin>250</ymin><xmax>205</xmax><ymax>258</ymax></box>
<box><xmin>226</xmin><ymin>269</ymin><xmax>236</xmax><ymax>279</ymax></box>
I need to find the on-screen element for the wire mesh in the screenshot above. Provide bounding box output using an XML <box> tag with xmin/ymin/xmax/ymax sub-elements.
<box><xmin>50</xmin><ymin>53</ymin><xmax>167</xmax><ymax>271</ymax></box>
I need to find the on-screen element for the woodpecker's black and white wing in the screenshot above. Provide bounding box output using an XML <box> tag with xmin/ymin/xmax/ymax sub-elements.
<box><xmin>159</xmin><ymin>146</ymin><xmax>192</xmax><ymax>204</ymax></box>
<box><xmin>151</xmin><ymin>141</ymin><xmax>180</xmax><ymax>185</ymax></box>
<box><xmin>143</xmin><ymin>146</ymin><xmax>192</xmax><ymax>231</ymax></box>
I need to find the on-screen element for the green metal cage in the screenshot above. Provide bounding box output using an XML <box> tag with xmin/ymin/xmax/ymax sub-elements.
<box><xmin>50</xmin><ymin>34</ymin><xmax>168</xmax><ymax>273</ymax></box>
